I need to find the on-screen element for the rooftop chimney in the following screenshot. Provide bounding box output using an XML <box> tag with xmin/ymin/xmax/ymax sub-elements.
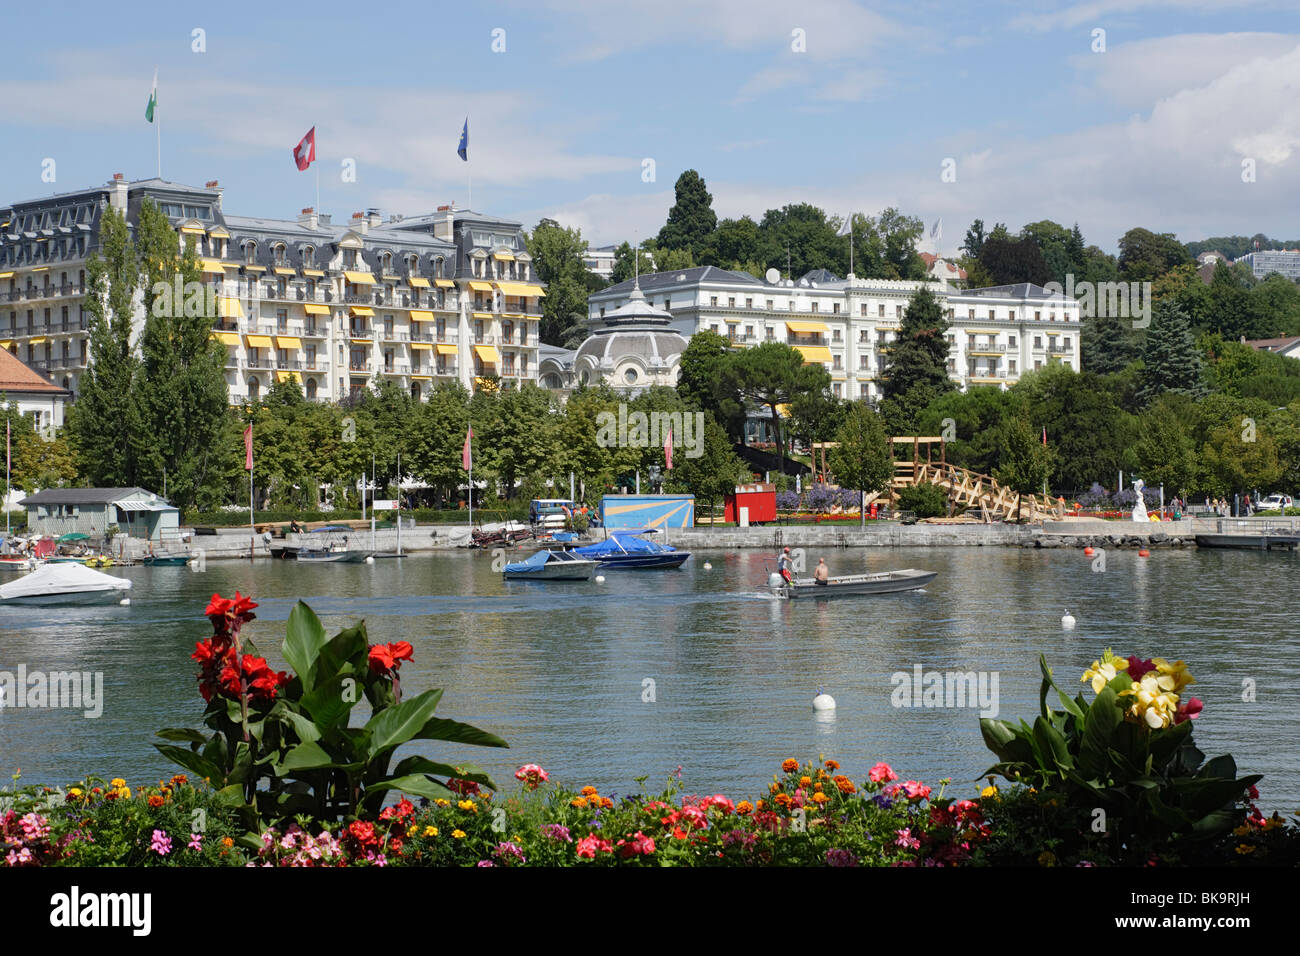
<box><xmin>112</xmin><ymin>173</ymin><xmax>124</xmax><ymax>181</ymax></box>
<box><xmin>367</xmin><ymin>208</ymin><xmax>382</xmax><ymax>228</ymax></box>
<box><xmin>297</xmin><ymin>207</ymin><xmax>318</xmax><ymax>229</ymax></box>
<box><xmin>205</xmin><ymin>180</ymin><xmax>219</xmax><ymax>188</ymax></box>
<box><xmin>108</xmin><ymin>174</ymin><xmax>128</xmax><ymax>212</ymax></box>
<box><xmin>351</xmin><ymin>211</ymin><xmax>368</xmax><ymax>234</ymax></box>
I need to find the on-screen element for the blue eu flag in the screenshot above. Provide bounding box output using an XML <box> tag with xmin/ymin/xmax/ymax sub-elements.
<box><xmin>457</xmin><ymin>118</ymin><xmax>468</xmax><ymax>162</ymax></box>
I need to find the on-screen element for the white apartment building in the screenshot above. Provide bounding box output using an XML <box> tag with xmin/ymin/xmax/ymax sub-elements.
<box><xmin>582</xmin><ymin>266</ymin><xmax>1082</xmax><ymax>401</ymax></box>
<box><xmin>0</xmin><ymin>176</ymin><xmax>544</xmax><ymax>405</ymax></box>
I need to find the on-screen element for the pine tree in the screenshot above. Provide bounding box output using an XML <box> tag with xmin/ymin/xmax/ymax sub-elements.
<box><xmin>880</xmin><ymin>285</ymin><xmax>956</xmax><ymax>431</ymax></box>
<box><xmin>1137</xmin><ymin>300</ymin><xmax>1204</xmax><ymax>405</ymax></box>
<box><xmin>67</xmin><ymin>207</ymin><xmax>143</xmax><ymax>487</ymax></box>
<box><xmin>657</xmin><ymin>170</ymin><xmax>717</xmax><ymax>256</ymax></box>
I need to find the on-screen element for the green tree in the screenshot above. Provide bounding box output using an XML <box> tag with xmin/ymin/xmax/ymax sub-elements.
<box><xmin>961</xmin><ymin>219</ymin><xmax>988</xmax><ymax>259</ymax></box>
<box><xmin>527</xmin><ymin>218</ymin><xmax>597</xmax><ymax>346</ymax></box>
<box><xmin>1117</xmin><ymin>228</ymin><xmax>1191</xmax><ymax>281</ymax></box>
<box><xmin>664</xmin><ymin>413</ymin><xmax>749</xmax><ymax>518</ymax></box>
<box><xmin>657</xmin><ymin>170</ymin><xmax>717</xmax><ymax>257</ymax></box>
<box><xmin>1132</xmin><ymin>394</ymin><xmax>1198</xmax><ymax>496</ymax></box>
<box><xmin>827</xmin><ymin>402</ymin><xmax>895</xmax><ymax>525</ymax></box>
<box><xmin>609</xmin><ymin>242</ymin><xmax>657</xmax><ymax>284</ymax></box>
<box><xmin>992</xmin><ymin>415</ymin><xmax>1054</xmax><ymax>518</ymax></box>
<box><xmin>722</xmin><ymin>342</ymin><xmax>831</xmax><ymax>474</ymax></box>
<box><xmin>67</xmin><ymin>206</ymin><xmax>143</xmax><ymax>487</ymax></box>
<box><xmin>131</xmin><ymin>200</ymin><xmax>230</xmax><ymax>511</ymax></box>
<box><xmin>1137</xmin><ymin>300</ymin><xmax>1204</xmax><ymax>405</ymax></box>
<box><xmin>978</xmin><ymin>236</ymin><xmax>1051</xmax><ymax>286</ymax></box>
<box><xmin>879</xmin><ymin>285</ymin><xmax>955</xmax><ymax>432</ymax></box>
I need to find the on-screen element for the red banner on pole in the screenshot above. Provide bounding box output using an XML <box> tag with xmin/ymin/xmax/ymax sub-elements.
<box><xmin>664</xmin><ymin>424</ymin><xmax>673</xmax><ymax>471</ymax></box>
<box><xmin>244</xmin><ymin>424</ymin><xmax>253</xmax><ymax>470</ymax></box>
<box><xmin>462</xmin><ymin>425</ymin><xmax>473</xmax><ymax>471</ymax></box>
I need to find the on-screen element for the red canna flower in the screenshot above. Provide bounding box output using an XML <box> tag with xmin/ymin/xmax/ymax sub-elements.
<box><xmin>368</xmin><ymin>642</ymin><xmax>414</xmax><ymax>673</ymax></box>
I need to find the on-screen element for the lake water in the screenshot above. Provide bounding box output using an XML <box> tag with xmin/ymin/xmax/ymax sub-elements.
<box><xmin>1</xmin><ymin>546</ymin><xmax>1296</xmax><ymax>810</ymax></box>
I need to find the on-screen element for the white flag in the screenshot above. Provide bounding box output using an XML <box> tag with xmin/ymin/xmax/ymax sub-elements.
<box><xmin>836</xmin><ymin>214</ymin><xmax>853</xmax><ymax>238</ymax></box>
<box><xmin>930</xmin><ymin>218</ymin><xmax>942</xmax><ymax>241</ymax></box>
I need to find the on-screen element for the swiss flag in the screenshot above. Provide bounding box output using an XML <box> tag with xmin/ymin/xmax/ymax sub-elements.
<box><xmin>292</xmin><ymin>127</ymin><xmax>316</xmax><ymax>171</ymax></box>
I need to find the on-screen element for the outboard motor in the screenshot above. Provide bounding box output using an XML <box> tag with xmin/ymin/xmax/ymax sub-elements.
<box><xmin>768</xmin><ymin>572</ymin><xmax>785</xmax><ymax>590</ymax></box>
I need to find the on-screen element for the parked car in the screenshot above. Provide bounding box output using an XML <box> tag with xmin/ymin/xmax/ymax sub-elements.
<box><xmin>1256</xmin><ymin>494</ymin><xmax>1293</xmax><ymax>512</ymax></box>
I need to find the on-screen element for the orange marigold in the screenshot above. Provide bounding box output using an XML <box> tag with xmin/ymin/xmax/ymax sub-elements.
<box><xmin>570</xmin><ymin>797</ymin><xmax>588</xmax><ymax>808</ymax></box>
<box><xmin>774</xmin><ymin>793</ymin><xmax>792</xmax><ymax>808</ymax></box>
<box><xmin>799</xmin><ymin>776</ymin><xmax>812</xmax><ymax>787</ymax></box>
<box><xmin>781</xmin><ymin>759</ymin><xmax>799</xmax><ymax>773</ymax></box>
<box><xmin>580</xmin><ymin>786</ymin><xmax>598</xmax><ymax>798</ymax></box>
<box><xmin>600</xmin><ymin>797</ymin><xmax>613</xmax><ymax>809</ymax></box>
<box><xmin>825</xmin><ymin>759</ymin><xmax>839</xmax><ymax>771</ymax></box>
<box><xmin>147</xmin><ymin>794</ymin><xmax>165</xmax><ymax>809</ymax></box>
<box><xmin>736</xmin><ymin>801</ymin><xmax>754</xmax><ymax>815</ymax></box>
<box><xmin>834</xmin><ymin>776</ymin><xmax>856</xmax><ymax>795</ymax></box>
<box><xmin>812</xmin><ymin>792</ymin><xmax>830</xmax><ymax>805</ymax></box>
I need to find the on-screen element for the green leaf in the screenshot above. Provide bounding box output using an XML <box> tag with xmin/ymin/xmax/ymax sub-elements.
<box><xmin>366</xmin><ymin>774</ymin><xmax>456</xmax><ymax>801</ymax></box>
<box><xmin>1080</xmin><ymin>686</ymin><xmax>1122</xmax><ymax>772</ymax></box>
<box><xmin>390</xmin><ymin>756</ymin><xmax>496</xmax><ymax>790</ymax></box>
<box><xmin>363</xmin><ymin>688</ymin><xmax>445</xmax><ymax>756</ymax></box>
<box><xmin>274</xmin><ymin>739</ymin><xmax>336</xmax><ymax>773</ymax></box>
<box><xmin>277</xmin><ymin>709</ymin><xmax>323</xmax><ymax>746</ymax></box>
<box><xmin>980</xmin><ymin>718</ymin><xmax>1033</xmax><ymax>763</ymax></box>
<box><xmin>300</xmin><ymin>676</ymin><xmax>358</xmax><ymax>729</ymax></box>
<box><xmin>1197</xmin><ymin>754</ymin><xmax>1237</xmax><ymax>780</ymax></box>
<box><xmin>410</xmin><ymin>717</ymin><xmax>510</xmax><ymax>751</ymax></box>
<box><xmin>154</xmin><ymin>727</ymin><xmax>207</xmax><ymax>743</ymax></box>
<box><xmin>1033</xmin><ymin>716</ymin><xmax>1073</xmax><ymax>773</ymax></box>
<box><xmin>282</xmin><ymin>601</ymin><xmax>329</xmax><ymax>692</ymax></box>
<box><xmin>153</xmin><ymin>744</ymin><xmax>225</xmax><ymax>785</ymax></box>
<box><xmin>315</xmin><ymin>624</ymin><xmax>369</xmax><ymax>684</ymax></box>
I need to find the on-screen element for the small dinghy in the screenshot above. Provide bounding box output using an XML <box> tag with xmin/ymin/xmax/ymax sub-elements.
<box><xmin>503</xmin><ymin>549</ymin><xmax>598</xmax><ymax>581</ymax></box>
<box><xmin>769</xmin><ymin>568</ymin><xmax>936</xmax><ymax>599</ymax></box>
<box><xmin>0</xmin><ymin>562</ymin><xmax>132</xmax><ymax>607</ymax></box>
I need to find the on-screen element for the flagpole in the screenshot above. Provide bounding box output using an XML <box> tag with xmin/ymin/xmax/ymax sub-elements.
<box><xmin>5</xmin><ymin>419</ymin><xmax>10</xmax><ymax>537</ymax></box>
<box><xmin>467</xmin><ymin>422</ymin><xmax>473</xmax><ymax>531</ymax></box>
<box><xmin>315</xmin><ymin>168</ymin><xmax>320</xmax><ymax>218</ymax></box>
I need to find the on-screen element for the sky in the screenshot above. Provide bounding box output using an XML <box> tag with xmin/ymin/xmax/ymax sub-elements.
<box><xmin>3</xmin><ymin>0</ymin><xmax>1299</xmax><ymax>256</ymax></box>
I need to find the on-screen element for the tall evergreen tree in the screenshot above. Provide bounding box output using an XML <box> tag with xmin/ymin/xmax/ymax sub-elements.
<box><xmin>880</xmin><ymin>285</ymin><xmax>956</xmax><ymax>431</ymax></box>
<box><xmin>67</xmin><ymin>207</ymin><xmax>143</xmax><ymax>487</ymax></box>
<box><xmin>1137</xmin><ymin>300</ymin><xmax>1205</xmax><ymax>405</ymax></box>
<box><xmin>1081</xmin><ymin>310</ymin><xmax>1139</xmax><ymax>375</ymax></box>
<box><xmin>657</xmin><ymin>170</ymin><xmax>717</xmax><ymax>257</ymax></box>
<box><xmin>131</xmin><ymin>200</ymin><xmax>231</xmax><ymax>511</ymax></box>
<box><xmin>828</xmin><ymin>402</ymin><xmax>895</xmax><ymax>525</ymax></box>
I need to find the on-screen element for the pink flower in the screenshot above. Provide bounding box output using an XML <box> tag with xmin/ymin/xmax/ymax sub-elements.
<box><xmin>868</xmin><ymin>762</ymin><xmax>898</xmax><ymax>784</ymax></box>
<box><xmin>150</xmin><ymin>829</ymin><xmax>172</xmax><ymax>856</ymax></box>
<box><xmin>514</xmin><ymin>764</ymin><xmax>550</xmax><ymax>790</ymax></box>
<box><xmin>894</xmin><ymin>828</ymin><xmax>921</xmax><ymax>850</ymax></box>
<box><xmin>702</xmin><ymin>794</ymin><xmax>734</xmax><ymax>815</ymax></box>
<box><xmin>1174</xmin><ymin>697</ymin><xmax>1203</xmax><ymax>724</ymax></box>
<box><xmin>188</xmin><ymin>833</ymin><xmax>203</xmax><ymax>851</ymax></box>
<box><xmin>901</xmin><ymin>780</ymin><xmax>931</xmax><ymax>801</ymax></box>
<box><xmin>620</xmin><ymin>831</ymin><xmax>656</xmax><ymax>857</ymax></box>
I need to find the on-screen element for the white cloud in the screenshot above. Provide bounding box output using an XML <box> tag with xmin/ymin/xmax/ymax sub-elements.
<box><xmin>1011</xmin><ymin>0</ymin><xmax>1266</xmax><ymax>33</ymax></box>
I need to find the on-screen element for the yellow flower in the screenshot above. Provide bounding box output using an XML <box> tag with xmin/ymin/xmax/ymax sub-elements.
<box><xmin>570</xmin><ymin>797</ymin><xmax>588</xmax><ymax>809</ymax></box>
<box><xmin>1081</xmin><ymin>655</ymin><xmax>1129</xmax><ymax>694</ymax></box>
<box><xmin>114</xmin><ymin>786</ymin><xmax>131</xmax><ymax>800</ymax></box>
<box><xmin>1151</xmin><ymin>658</ymin><xmax>1195</xmax><ymax>693</ymax></box>
<box><xmin>68</xmin><ymin>787</ymin><xmax>83</xmax><ymax>798</ymax></box>
<box><xmin>424</xmin><ymin>826</ymin><xmax>438</xmax><ymax>837</ymax></box>
<box><xmin>980</xmin><ymin>785</ymin><xmax>999</xmax><ymax>799</ymax></box>
<box><xmin>452</xmin><ymin>829</ymin><xmax>466</xmax><ymax>839</ymax></box>
<box><xmin>434</xmin><ymin>798</ymin><xmax>451</xmax><ymax>807</ymax></box>
<box><xmin>457</xmin><ymin>799</ymin><xmax>477</xmax><ymax>812</ymax></box>
<box><xmin>1121</xmin><ymin>673</ymin><xmax>1180</xmax><ymax>728</ymax></box>
<box><xmin>1037</xmin><ymin>850</ymin><xmax>1057</xmax><ymax>867</ymax></box>
<box><xmin>406</xmin><ymin>825</ymin><xmax>418</xmax><ymax>837</ymax></box>
<box><xmin>110</xmin><ymin>778</ymin><xmax>126</xmax><ymax>788</ymax></box>
<box><xmin>1233</xmin><ymin>824</ymin><xmax>1251</xmax><ymax>837</ymax></box>
<box><xmin>1235</xmin><ymin>844</ymin><xmax>1255</xmax><ymax>855</ymax></box>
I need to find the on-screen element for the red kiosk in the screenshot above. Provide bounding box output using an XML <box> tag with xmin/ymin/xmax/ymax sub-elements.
<box><xmin>724</xmin><ymin>483</ymin><xmax>777</xmax><ymax>525</ymax></box>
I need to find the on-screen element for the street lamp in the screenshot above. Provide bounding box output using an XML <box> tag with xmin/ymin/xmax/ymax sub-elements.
<box><xmin>648</xmin><ymin>464</ymin><xmax>662</xmax><ymax>493</ymax></box>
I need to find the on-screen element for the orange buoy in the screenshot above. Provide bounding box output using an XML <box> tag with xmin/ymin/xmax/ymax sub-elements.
<box><xmin>1138</xmin><ymin>549</ymin><xmax>1150</xmax><ymax>558</ymax></box>
<box><xmin>1083</xmin><ymin>546</ymin><xmax>1094</xmax><ymax>556</ymax></box>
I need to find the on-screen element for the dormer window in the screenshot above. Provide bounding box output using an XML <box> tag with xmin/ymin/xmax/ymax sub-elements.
<box><xmin>245</xmin><ymin>241</ymin><xmax>257</xmax><ymax>264</ymax></box>
<box><xmin>273</xmin><ymin>244</ymin><xmax>286</xmax><ymax>267</ymax></box>
<box><xmin>303</xmin><ymin>246</ymin><xmax>314</xmax><ymax>268</ymax></box>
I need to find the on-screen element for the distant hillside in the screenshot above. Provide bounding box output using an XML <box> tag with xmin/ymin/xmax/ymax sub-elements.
<box><xmin>1185</xmin><ymin>234</ymin><xmax>1300</xmax><ymax>260</ymax></box>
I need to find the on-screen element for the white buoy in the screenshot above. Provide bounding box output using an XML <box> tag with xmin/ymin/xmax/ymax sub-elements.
<box><xmin>703</xmin><ymin>562</ymin><xmax>712</xmax><ymax>570</ymax></box>
<box><xmin>595</xmin><ymin>575</ymin><xmax>605</xmax><ymax>583</ymax></box>
<box><xmin>813</xmin><ymin>687</ymin><xmax>836</xmax><ymax>711</ymax></box>
<box><xmin>119</xmin><ymin>598</ymin><xmax>131</xmax><ymax>606</ymax></box>
<box><xmin>365</xmin><ymin>556</ymin><xmax>375</xmax><ymax>564</ymax></box>
<box><xmin>1061</xmin><ymin>609</ymin><xmax>1076</xmax><ymax>629</ymax></box>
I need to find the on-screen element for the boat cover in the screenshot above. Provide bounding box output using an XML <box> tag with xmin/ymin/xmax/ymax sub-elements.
<box><xmin>0</xmin><ymin>562</ymin><xmax>132</xmax><ymax>599</ymax></box>
<box><xmin>574</xmin><ymin>535</ymin><xmax>675</xmax><ymax>557</ymax></box>
<box><xmin>503</xmin><ymin>550</ymin><xmax>552</xmax><ymax>574</ymax></box>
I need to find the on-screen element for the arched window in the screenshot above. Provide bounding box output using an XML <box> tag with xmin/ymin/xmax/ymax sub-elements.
<box><xmin>247</xmin><ymin>378</ymin><xmax>260</xmax><ymax>400</ymax></box>
<box><xmin>245</xmin><ymin>241</ymin><xmax>257</xmax><ymax>264</ymax></box>
<box><xmin>273</xmin><ymin>243</ymin><xmax>286</xmax><ymax>266</ymax></box>
<box><xmin>305</xmin><ymin>378</ymin><xmax>318</xmax><ymax>401</ymax></box>
<box><xmin>303</xmin><ymin>246</ymin><xmax>314</xmax><ymax>268</ymax></box>
<box><xmin>434</xmin><ymin>257</ymin><xmax>444</xmax><ymax>278</ymax></box>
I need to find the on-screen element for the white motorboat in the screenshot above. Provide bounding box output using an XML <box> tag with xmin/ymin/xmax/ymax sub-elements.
<box><xmin>0</xmin><ymin>563</ymin><xmax>132</xmax><ymax>606</ymax></box>
<box><xmin>502</xmin><ymin>549</ymin><xmax>598</xmax><ymax>581</ymax></box>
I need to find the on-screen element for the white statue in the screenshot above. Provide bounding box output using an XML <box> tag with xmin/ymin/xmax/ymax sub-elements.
<box><xmin>1131</xmin><ymin>479</ymin><xmax>1150</xmax><ymax>522</ymax></box>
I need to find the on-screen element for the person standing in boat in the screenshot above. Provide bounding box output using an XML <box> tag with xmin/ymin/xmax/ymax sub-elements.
<box><xmin>814</xmin><ymin>558</ymin><xmax>830</xmax><ymax>586</ymax></box>
<box><xmin>777</xmin><ymin>547</ymin><xmax>793</xmax><ymax>583</ymax></box>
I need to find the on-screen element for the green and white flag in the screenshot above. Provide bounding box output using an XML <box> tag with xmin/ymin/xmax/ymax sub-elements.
<box><xmin>145</xmin><ymin>68</ymin><xmax>157</xmax><ymax>123</ymax></box>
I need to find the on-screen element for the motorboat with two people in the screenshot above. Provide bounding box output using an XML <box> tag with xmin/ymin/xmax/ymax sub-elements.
<box><xmin>571</xmin><ymin>528</ymin><xmax>690</xmax><ymax>569</ymax></box>
<box><xmin>770</xmin><ymin>549</ymin><xmax>935</xmax><ymax>599</ymax></box>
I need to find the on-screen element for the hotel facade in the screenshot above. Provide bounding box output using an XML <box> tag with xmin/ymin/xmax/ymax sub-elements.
<box><xmin>576</xmin><ymin>266</ymin><xmax>1083</xmax><ymax>401</ymax></box>
<box><xmin>0</xmin><ymin>176</ymin><xmax>544</xmax><ymax>404</ymax></box>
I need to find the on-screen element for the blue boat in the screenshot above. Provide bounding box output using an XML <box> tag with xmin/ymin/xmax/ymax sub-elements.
<box><xmin>503</xmin><ymin>549</ymin><xmax>598</xmax><ymax>581</ymax></box>
<box><xmin>572</xmin><ymin>530</ymin><xmax>690</xmax><ymax>569</ymax></box>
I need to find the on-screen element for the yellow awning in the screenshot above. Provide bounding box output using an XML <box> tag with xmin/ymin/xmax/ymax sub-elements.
<box><xmin>180</xmin><ymin>225</ymin><xmax>205</xmax><ymax>235</ymax></box>
<box><xmin>243</xmin><ymin>265</ymin><xmax>266</xmax><ymax>273</ymax></box>
<box><xmin>0</xmin><ymin>340</ymin><xmax>11</xmax><ymax>349</ymax></box>
<box><xmin>245</xmin><ymin>335</ymin><xmax>273</xmax><ymax>348</ymax></box>
<box><xmin>409</xmin><ymin>310</ymin><xmax>434</xmax><ymax>322</ymax></box>
<box><xmin>273</xmin><ymin>267</ymin><xmax>295</xmax><ymax>276</ymax></box>
<box><xmin>200</xmin><ymin>259</ymin><xmax>226</xmax><ymax>274</ymax></box>
<box><xmin>344</xmin><ymin>271</ymin><xmax>375</xmax><ymax>285</ymax></box>
<box><xmin>219</xmin><ymin>297</ymin><xmax>244</xmax><ymax>318</ymax></box>
<box><xmin>302</xmin><ymin>269</ymin><xmax>325</xmax><ymax>277</ymax></box>
<box><xmin>495</xmin><ymin>282</ymin><xmax>544</xmax><ymax>297</ymax></box>
<box><xmin>275</xmin><ymin>336</ymin><xmax>301</xmax><ymax>349</ymax></box>
<box><xmin>723</xmin><ymin>317</ymin><xmax>741</xmax><ymax>324</ymax></box>
<box><xmin>303</xmin><ymin>304</ymin><xmax>329</xmax><ymax>316</ymax></box>
<box><xmin>410</xmin><ymin>342</ymin><xmax>432</xmax><ymax>351</ymax></box>
<box><xmin>471</xmin><ymin>312</ymin><xmax>494</xmax><ymax>320</ymax></box>
<box><xmin>435</xmin><ymin>343</ymin><xmax>458</xmax><ymax>356</ymax></box>
<box><xmin>410</xmin><ymin>375</ymin><xmax>432</xmax><ymax>380</ymax></box>
<box><xmin>350</xmin><ymin>306</ymin><xmax>374</xmax><ymax>317</ymax></box>
<box><xmin>795</xmin><ymin>345</ymin><xmax>832</xmax><ymax>364</ymax></box>
<box><xmin>474</xmin><ymin>344</ymin><xmax>500</xmax><ymax>364</ymax></box>
<box><xmin>207</xmin><ymin>227</ymin><xmax>230</xmax><ymax>239</ymax></box>
<box><xmin>467</xmin><ymin>281</ymin><xmax>493</xmax><ymax>292</ymax></box>
<box><xmin>409</xmin><ymin>277</ymin><xmax>430</xmax><ymax>287</ymax></box>
<box><xmin>786</xmin><ymin>320</ymin><xmax>829</xmax><ymax>334</ymax></box>
<box><xmin>434</xmin><ymin>279</ymin><xmax>455</xmax><ymax>288</ymax></box>
<box><xmin>350</xmin><ymin>338</ymin><xmax>372</xmax><ymax>345</ymax></box>
<box><xmin>32</xmin><ymin>267</ymin><xmax>49</xmax><ymax>272</ymax></box>
<box><xmin>275</xmin><ymin>370</ymin><xmax>299</xmax><ymax>383</ymax></box>
<box><xmin>28</xmin><ymin>337</ymin><xmax>46</xmax><ymax>345</ymax></box>
<box><xmin>965</xmin><ymin>329</ymin><xmax>1002</xmax><ymax>336</ymax></box>
<box><xmin>221</xmin><ymin>261</ymin><xmax>242</xmax><ymax>270</ymax></box>
<box><xmin>212</xmin><ymin>332</ymin><xmax>240</xmax><ymax>346</ymax></box>
<box><xmin>0</xmin><ymin>272</ymin><xmax>15</xmax><ymax>279</ymax></box>
<box><xmin>492</xmin><ymin>251</ymin><xmax>515</xmax><ymax>261</ymax></box>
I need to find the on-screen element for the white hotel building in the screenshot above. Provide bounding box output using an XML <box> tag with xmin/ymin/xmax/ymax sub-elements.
<box><xmin>0</xmin><ymin>175</ymin><xmax>544</xmax><ymax>404</ymax></box>
<box><xmin>575</xmin><ymin>266</ymin><xmax>1082</xmax><ymax>400</ymax></box>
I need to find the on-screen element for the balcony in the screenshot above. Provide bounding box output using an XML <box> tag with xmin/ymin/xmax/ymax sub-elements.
<box><xmin>348</xmin><ymin>361</ymin><xmax>372</xmax><ymax>373</ymax></box>
<box><xmin>1047</xmin><ymin>343</ymin><xmax>1072</xmax><ymax>354</ymax></box>
<box><xmin>381</xmin><ymin>363</ymin><xmax>411</xmax><ymax>376</ymax></box>
<box><xmin>295</xmin><ymin>288</ymin><xmax>334</xmax><ymax>303</ymax></box>
<box><xmin>246</xmin><ymin>356</ymin><xmax>274</xmax><ymax>370</ymax></box>
<box><xmin>473</xmin><ymin>333</ymin><xmax>498</xmax><ymax>344</ymax></box>
<box><xmin>344</xmin><ymin>290</ymin><xmax>376</xmax><ymax>305</ymax></box>
<box><xmin>348</xmin><ymin>327</ymin><xmax>372</xmax><ymax>339</ymax></box>
<box><xmin>966</xmin><ymin>343</ymin><xmax>1007</xmax><ymax>355</ymax></box>
<box><xmin>302</xmin><ymin>323</ymin><xmax>325</xmax><ymax>337</ymax></box>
